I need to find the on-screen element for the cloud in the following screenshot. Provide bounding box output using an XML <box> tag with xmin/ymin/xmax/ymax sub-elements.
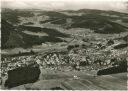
<box><xmin>1</xmin><ymin>0</ymin><xmax>128</xmax><ymax>11</ymax></box>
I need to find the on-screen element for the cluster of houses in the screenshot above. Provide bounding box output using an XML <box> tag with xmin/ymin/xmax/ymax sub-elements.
<box><xmin>1</xmin><ymin>37</ymin><xmax>127</xmax><ymax>77</ymax></box>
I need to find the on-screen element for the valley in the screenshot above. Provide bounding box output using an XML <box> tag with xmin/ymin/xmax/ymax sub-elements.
<box><xmin>1</xmin><ymin>8</ymin><xmax>128</xmax><ymax>90</ymax></box>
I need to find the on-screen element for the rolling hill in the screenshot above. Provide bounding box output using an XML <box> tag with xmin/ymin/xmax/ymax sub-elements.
<box><xmin>1</xmin><ymin>8</ymin><xmax>34</xmax><ymax>24</ymax></box>
<box><xmin>38</xmin><ymin>9</ymin><xmax>128</xmax><ymax>34</ymax></box>
<box><xmin>1</xmin><ymin>20</ymin><xmax>69</xmax><ymax>49</ymax></box>
<box><xmin>66</xmin><ymin>14</ymin><xmax>128</xmax><ymax>34</ymax></box>
<box><xmin>1</xmin><ymin>8</ymin><xmax>128</xmax><ymax>49</ymax></box>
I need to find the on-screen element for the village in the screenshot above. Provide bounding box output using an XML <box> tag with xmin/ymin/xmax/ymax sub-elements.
<box><xmin>1</xmin><ymin>35</ymin><xmax>127</xmax><ymax>78</ymax></box>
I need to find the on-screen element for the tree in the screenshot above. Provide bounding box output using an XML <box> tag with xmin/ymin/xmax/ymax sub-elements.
<box><xmin>67</xmin><ymin>45</ymin><xmax>74</xmax><ymax>50</ymax></box>
<box><xmin>30</xmin><ymin>50</ymin><xmax>35</xmax><ymax>54</ymax></box>
<box><xmin>19</xmin><ymin>51</ymin><xmax>22</xmax><ymax>54</ymax></box>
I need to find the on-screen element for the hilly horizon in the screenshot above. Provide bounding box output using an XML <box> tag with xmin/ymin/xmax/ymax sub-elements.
<box><xmin>1</xmin><ymin>8</ymin><xmax>128</xmax><ymax>50</ymax></box>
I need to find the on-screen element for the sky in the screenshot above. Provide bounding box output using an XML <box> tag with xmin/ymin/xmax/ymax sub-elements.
<box><xmin>1</xmin><ymin>0</ymin><xmax>128</xmax><ymax>12</ymax></box>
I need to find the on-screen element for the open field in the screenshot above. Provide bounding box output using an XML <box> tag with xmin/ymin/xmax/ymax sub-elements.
<box><xmin>5</xmin><ymin>69</ymin><xmax>127</xmax><ymax>90</ymax></box>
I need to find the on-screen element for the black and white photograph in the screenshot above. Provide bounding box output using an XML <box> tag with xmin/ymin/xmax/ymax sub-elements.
<box><xmin>0</xmin><ymin>0</ymin><xmax>128</xmax><ymax>90</ymax></box>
